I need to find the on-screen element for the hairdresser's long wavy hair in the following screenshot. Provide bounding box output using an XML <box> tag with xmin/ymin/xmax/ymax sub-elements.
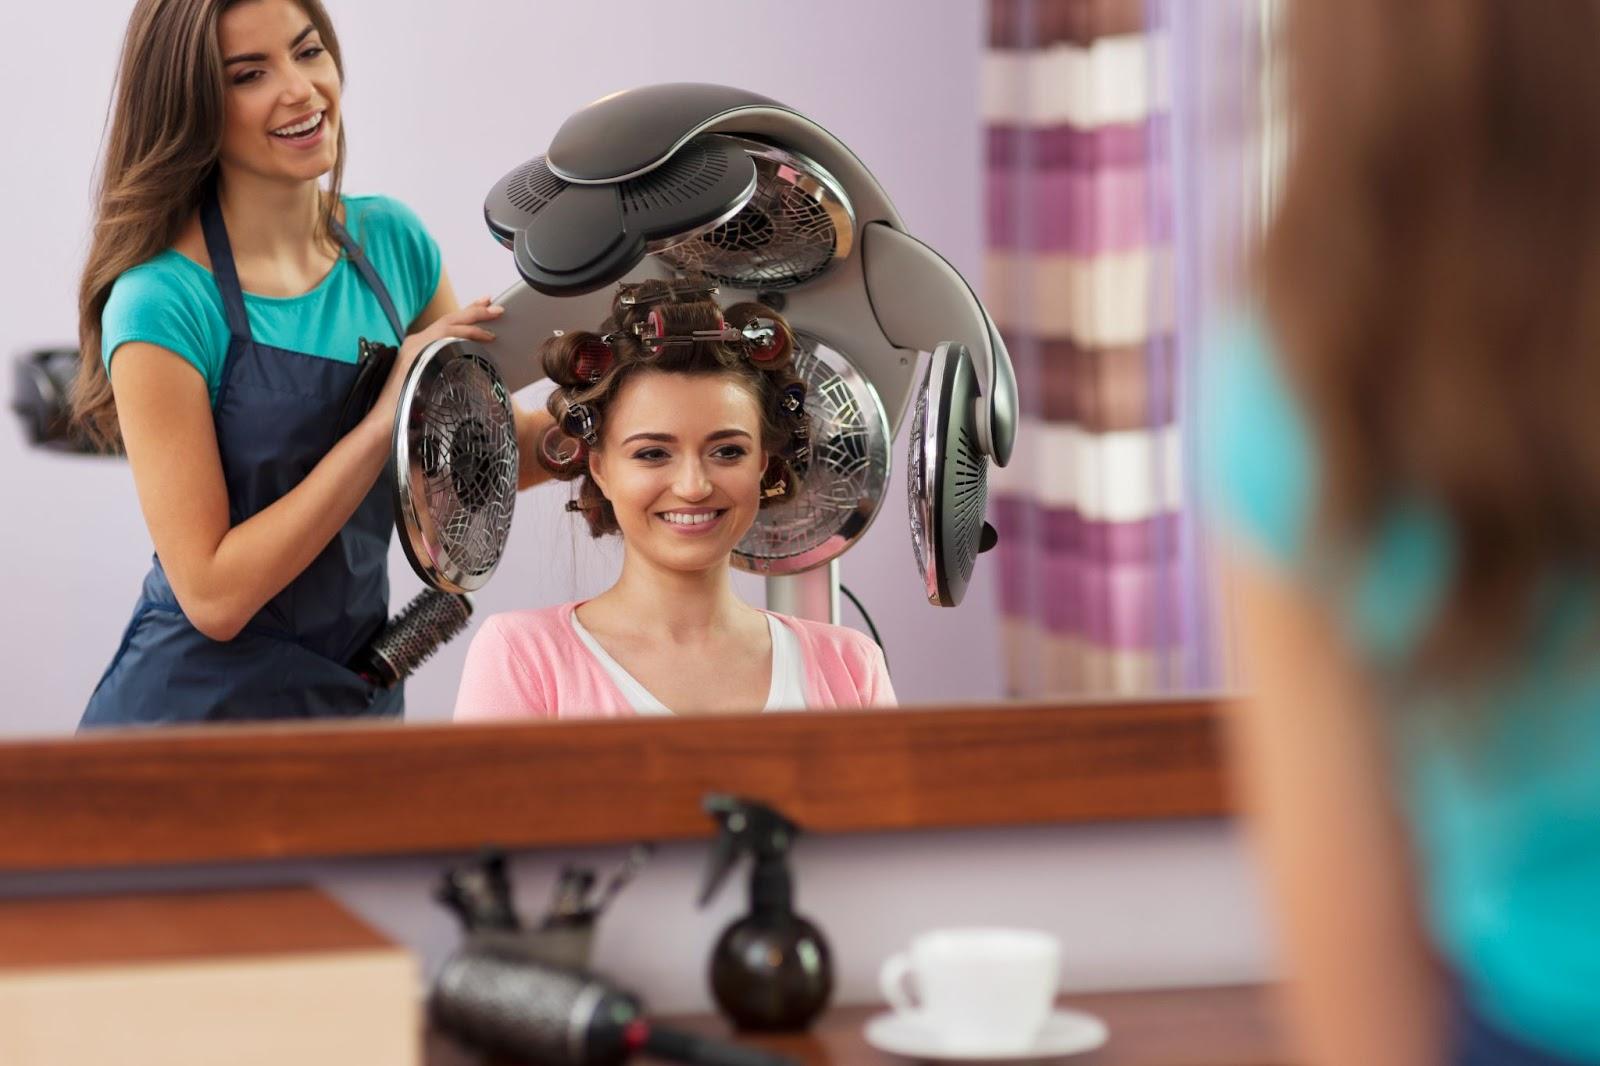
<box><xmin>71</xmin><ymin>0</ymin><xmax>347</xmax><ymax>451</ymax></box>
<box><xmin>1261</xmin><ymin>0</ymin><xmax>1600</xmax><ymax>678</ymax></box>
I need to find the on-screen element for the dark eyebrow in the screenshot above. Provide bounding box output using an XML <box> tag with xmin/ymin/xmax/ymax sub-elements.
<box><xmin>224</xmin><ymin>24</ymin><xmax>316</xmax><ymax>66</ymax></box>
<box><xmin>620</xmin><ymin>429</ymin><xmax>754</xmax><ymax>446</ymax></box>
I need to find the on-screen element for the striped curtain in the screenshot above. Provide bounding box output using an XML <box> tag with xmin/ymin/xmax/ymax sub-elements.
<box><xmin>985</xmin><ymin>0</ymin><xmax>1265</xmax><ymax>697</ymax></box>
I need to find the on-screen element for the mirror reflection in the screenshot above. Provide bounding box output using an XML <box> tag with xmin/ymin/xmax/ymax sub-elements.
<box><xmin>4</xmin><ymin>0</ymin><xmax>1251</xmax><ymax>735</ymax></box>
<box><xmin>455</xmin><ymin>280</ymin><xmax>894</xmax><ymax>720</ymax></box>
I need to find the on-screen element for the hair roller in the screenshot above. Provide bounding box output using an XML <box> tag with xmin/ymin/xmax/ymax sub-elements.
<box><xmin>644</xmin><ymin>308</ymin><xmax>667</xmax><ymax>346</ymax></box>
<box><xmin>551</xmin><ymin>391</ymin><xmax>600</xmax><ymax>446</ymax></box>
<box><xmin>538</xmin><ymin>423</ymin><xmax>588</xmax><ymax>477</ymax></box>
<box><xmin>563</xmin><ymin>403</ymin><xmax>598</xmax><ymax>445</ymax></box>
<box><xmin>725</xmin><ymin>303</ymin><xmax>795</xmax><ymax>369</ymax></box>
<box><xmin>744</xmin><ymin>319</ymin><xmax>792</xmax><ymax>368</ymax></box>
<box><xmin>540</xmin><ymin>329</ymin><xmax>606</xmax><ymax>388</ymax></box>
<box><xmin>573</xmin><ymin>337</ymin><xmax>614</xmax><ymax>384</ymax></box>
<box><xmin>636</xmin><ymin>302</ymin><xmax>730</xmax><ymax>351</ymax></box>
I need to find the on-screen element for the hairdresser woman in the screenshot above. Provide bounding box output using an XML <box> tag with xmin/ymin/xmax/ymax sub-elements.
<box><xmin>72</xmin><ymin>0</ymin><xmax>552</xmax><ymax>727</ymax></box>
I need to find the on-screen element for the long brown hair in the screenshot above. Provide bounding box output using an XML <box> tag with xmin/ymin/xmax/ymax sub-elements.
<box><xmin>71</xmin><ymin>0</ymin><xmax>347</xmax><ymax>451</ymax></box>
<box><xmin>1260</xmin><ymin>0</ymin><xmax>1600</xmax><ymax>678</ymax></box>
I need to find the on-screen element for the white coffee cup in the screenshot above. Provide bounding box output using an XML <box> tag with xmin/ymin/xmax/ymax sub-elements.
<box><xmin>878</xmin><ymin>927</ymin><xmax>1061</xmax><ymax>1054</ymax></box>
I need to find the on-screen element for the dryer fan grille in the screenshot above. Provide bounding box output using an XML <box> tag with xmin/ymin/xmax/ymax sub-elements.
<box><xmin>412</xmin><ymin>353</ymin><xmax>517</xmax><ymax>581</ymax></box>
<box><xmin>950</xmin><ymin>425</ymin><xmax>988</xmax><ymax>585</ymax></box>
<box><xmin>656</xmin><ymin>141</ymin><xmax>853</xmax><ymax>291</ymax></box>
<box><xmin>734</xmin><ymin>333</ymin><xmax>889</xmax><ymax>574</ymax></box>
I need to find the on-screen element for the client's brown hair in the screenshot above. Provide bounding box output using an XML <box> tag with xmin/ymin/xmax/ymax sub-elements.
<box><xmin>539</xmin><ymin>279</ymin><xmax>808</xmax><ymax>538</ymax></box>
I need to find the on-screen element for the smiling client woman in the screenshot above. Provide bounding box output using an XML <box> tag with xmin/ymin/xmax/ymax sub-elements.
<box><xmin>72</xmin><ymin>0</ymin><xmax>553</xmax><ymax>727</ymax></box>
<box><xmin>453</xmin><ymin>280</ymin><xmax>895</xmax><ymax>719</ymax></box>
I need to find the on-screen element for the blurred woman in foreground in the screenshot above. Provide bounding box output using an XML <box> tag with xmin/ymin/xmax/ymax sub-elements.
<box><xmin>1209</xmin><ymin>2</ymin><xmax>1600</xmax><ymax>1063</ymax></box>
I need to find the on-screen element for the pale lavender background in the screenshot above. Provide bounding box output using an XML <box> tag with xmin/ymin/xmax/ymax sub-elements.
<box><xmin>0</xmin><ymin>0</ymin><xmax>1275</xmax><ymax>1015</ymax></box>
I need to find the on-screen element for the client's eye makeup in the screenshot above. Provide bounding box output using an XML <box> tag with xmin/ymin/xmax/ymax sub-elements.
<box><xmin>631</xmin><ymin>447</ymin><xmax>670</xmax><ymax>462</ymax></box>
<box><xmin>712</xmin><ymin>445</ymin><xmax>749</xmax><ymax>461</ymax></box>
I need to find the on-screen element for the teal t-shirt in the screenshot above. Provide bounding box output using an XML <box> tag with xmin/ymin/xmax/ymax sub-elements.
<box><xmin>100</xmin><ymin>194</ymin><xmax>442</xmax><ymax>402</ymax></box>
<box><xmin>1204</xmin><ymin>316</ymin><xmax>1600</xmax><ymax>1061</ymax></box>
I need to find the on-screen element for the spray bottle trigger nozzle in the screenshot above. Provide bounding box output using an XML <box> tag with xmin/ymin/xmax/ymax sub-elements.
<box><xmin>699</xmin><ymin>818</ymin><xmax>747</xmax><ymax>909</ymax></box>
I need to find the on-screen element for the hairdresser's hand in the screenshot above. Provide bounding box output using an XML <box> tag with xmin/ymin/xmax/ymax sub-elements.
<box><xmin>362</xmin><ymin>296</ymin><xmax>504</xmax><ymax>438</ymax></box>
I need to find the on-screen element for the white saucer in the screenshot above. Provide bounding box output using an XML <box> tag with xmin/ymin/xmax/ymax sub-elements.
<box><xmin>863</xmin><ymin>1009</ymin><xmax>1109</xmax><ymax>1062</ymax></box>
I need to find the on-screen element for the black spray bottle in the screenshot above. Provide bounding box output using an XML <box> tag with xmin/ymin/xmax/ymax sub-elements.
<box><xmin>698</xmin><ymin>794</ymin><xmax>833</xmax><ymax>1031</ymax></box>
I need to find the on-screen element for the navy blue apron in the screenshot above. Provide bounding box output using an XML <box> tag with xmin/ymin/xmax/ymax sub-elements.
<box><xmin>81</xmin><ymin>186</ymin><xmax>407</xmax><ymax>726</ymax></box>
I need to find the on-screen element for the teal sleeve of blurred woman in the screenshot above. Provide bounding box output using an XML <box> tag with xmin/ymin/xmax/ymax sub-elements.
<box><xmin>1200</xmin><ymin>311</ymin><xmax>1600</xmax><ymax>1062</ymax></box>
<box><xmin>1198</xmin><ymin>312</ymin><xmax>1316</xmax><ymax>567</ymax></box>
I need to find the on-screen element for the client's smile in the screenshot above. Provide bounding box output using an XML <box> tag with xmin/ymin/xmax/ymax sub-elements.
<box><xmin>656</xmin><ymin>508</ymin><xmax>727</xmax><ymax>528</ymax></box>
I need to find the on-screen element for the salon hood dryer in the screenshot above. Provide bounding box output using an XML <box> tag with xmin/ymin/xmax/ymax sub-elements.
<box><xmin>393</xmin><ymin>84</ymin><xmax>1016</xmax><ymax>616</ymax></box>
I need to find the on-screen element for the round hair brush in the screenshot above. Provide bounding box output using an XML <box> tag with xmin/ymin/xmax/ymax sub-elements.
<box><xmin>350</xmin><ymin>588</ymin><xmax>473</xmax><ymax>689</ymax></box>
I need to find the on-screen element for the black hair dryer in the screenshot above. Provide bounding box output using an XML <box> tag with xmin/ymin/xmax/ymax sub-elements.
<box><xmin>698</xmin><ymin>794</ymin><xmax>833</xmax><ymax>1032</ymax></box>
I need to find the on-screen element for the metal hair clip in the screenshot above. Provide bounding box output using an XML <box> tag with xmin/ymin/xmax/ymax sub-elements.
<box><xmin>561</xmin><ymin>400</ymin><xmax>599</xmax><ymax>446</ymax></box>
<box><xmin>618</xmin><ymin>279</ymin><xmax>720</xmax><ymax>306</ymax></box>
<box><xmin>779</xmin><ymin>382</ymin><xmax>806</xmax><ymax>418</ymax></box>
<box><xmin>742</xmin><ymin>319</ymin><xmax>778</xmax><ymax>350</ymax></box>
<box><xmin>741</xmin><ymin>317</ymin><xmax>791</xmax><ymax>368</ymax></box>
<box><xmin>760</xmin><ymin>455</ymin><xmax>790</xmax><ymax>500</ymax></box>
<box><xmin>779</xmin><ymin>382</ymin><xmax>811</xmax><ymax>469</ymax></box>
<box><xmin>633</xmin><ymin>309</ymin><xmax>743</xmax><ymax>350</ymax></box>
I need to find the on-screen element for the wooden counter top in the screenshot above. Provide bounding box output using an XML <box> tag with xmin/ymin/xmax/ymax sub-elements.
<box><xmin>428</xmin><ymin>984</ymin><xmax>1292</xmax><ymax>1066</ymax></box>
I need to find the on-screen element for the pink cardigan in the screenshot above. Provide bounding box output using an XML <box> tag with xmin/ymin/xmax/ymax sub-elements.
<box><xmin>453</xmin><ymin>602</ymin><xmax>896</xmax><ymax>720</ymax></box>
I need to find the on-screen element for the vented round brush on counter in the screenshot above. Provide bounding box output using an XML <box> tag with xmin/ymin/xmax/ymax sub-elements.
<box><xmin>432</xmin><ymin>946</ymin><xmax>800</xmax><ymax>1066</ymax></box>
<box><xmin>350</xmin><ymin>588</ymin><xmax>473</xmax><ymax>689</ymax></box>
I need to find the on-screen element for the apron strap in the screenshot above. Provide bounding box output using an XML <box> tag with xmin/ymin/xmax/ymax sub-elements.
<box><xmin>202</xmin><ymin>184</ymin><xmax>408</xmax><ymax>343</ymax></box>
<box><xmin>330</xmin><ymin>215</ymin><xmax>407</xmax><ymax>340</ymax></box>
<box><xmin>199</xmin><ymin>183</ymin><xmax>253</xmax><ymax>342</ymax></box>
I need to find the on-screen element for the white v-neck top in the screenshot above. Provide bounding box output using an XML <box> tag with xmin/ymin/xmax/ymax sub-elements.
<box><xmin>567</xmin><ymin>611</ymin><xmax>809</xmax><ymax>715</ymax></box>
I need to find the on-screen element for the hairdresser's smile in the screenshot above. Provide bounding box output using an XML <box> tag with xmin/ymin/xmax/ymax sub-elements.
<box><xmin>269</xmin><ymin>108</ymin><xmax>326</xmax><ymax>148</ymax></box>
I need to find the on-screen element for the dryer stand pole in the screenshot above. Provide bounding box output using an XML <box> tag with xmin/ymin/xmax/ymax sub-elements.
<box><xmin>765</xmin><ymin>563</ymin><xmax>839</xmax><ymax>625</ymax></box>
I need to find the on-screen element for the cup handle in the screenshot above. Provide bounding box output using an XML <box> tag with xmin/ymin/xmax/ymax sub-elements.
<box><xmin>878</xmin><ymin>952</ymin><xmax>919</xmax><ymax>1014</ymax></box>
